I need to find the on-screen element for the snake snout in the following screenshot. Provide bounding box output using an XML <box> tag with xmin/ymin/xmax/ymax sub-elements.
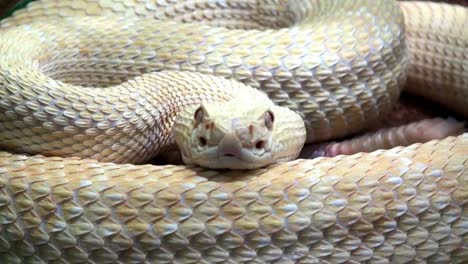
<box><xmin>218</xmin><ymin>132</ymin><xmax>244</xmax><ymax>159</ymax></box>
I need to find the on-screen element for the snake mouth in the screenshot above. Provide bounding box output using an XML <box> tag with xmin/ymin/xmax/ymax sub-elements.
<box><xmin>185</xmin><ymin>146</ymin><xmax>272</xmax><ymax>169</ymax></box>
<box><xmin>217</xmin><ymin>152</ymin><xmax>247</xmax><ymax>162</ymax></box>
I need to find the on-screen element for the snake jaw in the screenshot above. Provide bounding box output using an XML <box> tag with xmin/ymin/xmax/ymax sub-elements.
<box><xmin>191</xmin><ymin>123</ymin><xmax>275</xmax><ymax>170</ymax></box>
<box><xmin>174</xmin><ymin>100</ymin><xmax>306</xmax><ymax>170</ymax></box>
<box><xmin>177</xmin><ymin>103</ymin><xmax>279</xmax><ymax>169</ymax></box>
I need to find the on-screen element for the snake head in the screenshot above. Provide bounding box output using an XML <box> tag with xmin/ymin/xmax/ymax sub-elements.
<box><xmin>174</xmin><ymin>102</ymin><xmax>304</xmax><ymax>170</ymax></box>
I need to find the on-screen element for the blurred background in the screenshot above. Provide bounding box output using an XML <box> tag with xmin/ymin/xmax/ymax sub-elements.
<box><xmin>0</xmin><ymin>0</ymin><xmax>33</xmax><ymax>20</ymax></box>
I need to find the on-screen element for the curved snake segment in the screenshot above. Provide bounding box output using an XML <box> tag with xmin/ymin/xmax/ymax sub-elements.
<box><xmin>0</xmin><ymin>0</ymin><xmax>409</xmax><ymax>145</ymax></box>
<box><xmin>0</xmin><ymin>136</ymin><xmax>466</xmax><ymax>263</ymax></box>
<box><xmin>0</xmin><ymin>67</ymin><xmax>304</xmax><ymax>165</ymax></box>
<box><xmin>400</xmin><ymin>1</ymin><xmax>468</xmax><ymax>116</ymax></box>
<box><xmin>312</xmin><ymin>118</ymin><xmax>465</xmax><ymax>157</ymax></box>
<box><xmin>0</xmin><ymin>0</ymin><xmax>467</xmax><ymax>263</ymax></box>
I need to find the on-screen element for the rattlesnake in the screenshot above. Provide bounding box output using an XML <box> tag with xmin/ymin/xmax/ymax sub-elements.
<box><xmin>0</xmin><ymin>0</ymin><xmax>466</xmax><ymax>263</ymax></box>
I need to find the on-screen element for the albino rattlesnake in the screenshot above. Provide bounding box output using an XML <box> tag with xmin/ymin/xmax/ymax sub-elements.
<box><xmin>0</xmin><ymin>0</ymin><xmax>466</xmax><ymax>263</ymax></box>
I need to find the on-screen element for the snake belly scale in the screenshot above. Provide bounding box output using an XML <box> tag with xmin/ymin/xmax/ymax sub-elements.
<box><xmin>0</xmin><ymin>0</ymin><xmax>466</xmax><ymax>263</ymax></box>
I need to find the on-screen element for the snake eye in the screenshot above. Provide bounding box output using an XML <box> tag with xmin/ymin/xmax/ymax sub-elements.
<box><xmin>199</xmin><ymin>137</ymin><xmax>207</xmax><ymax>146</ymax></box>
<box><xmin>255</xmin><ymin>140</ymin><xmax>265</xmax><ymax>149</ymax></box>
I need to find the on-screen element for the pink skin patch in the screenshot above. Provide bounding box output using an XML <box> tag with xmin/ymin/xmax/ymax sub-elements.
<box><xmin>300</xmin><ymin>96</ymin><xmax>466</xmax><ymax>158</ymax></box>
<box><xmin>301</xmin><ymin>118</ymin><xmax>465</xmax><ymax>158</ymax></box>
<box><xmin>325</xmin><ymin>118</ymin><xmax>464</xmax><ymax>157</ymax></box>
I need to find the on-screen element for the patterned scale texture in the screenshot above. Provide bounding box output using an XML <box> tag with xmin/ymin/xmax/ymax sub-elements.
<box><xmin>0</xmin><ymin>134</ymin><xmax>466</xmax><ymax>263</ymax></box>
<box><xmin>0</xmin><ymin>0</ymin><xmax>407</xmax><ymax>145</ymax></box>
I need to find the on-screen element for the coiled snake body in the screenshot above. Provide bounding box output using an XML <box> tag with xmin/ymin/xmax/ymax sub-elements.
<box><xmin>0</xmin><ymin>0</ymin><xmax>467</xmax><ymax>263</ymax></box>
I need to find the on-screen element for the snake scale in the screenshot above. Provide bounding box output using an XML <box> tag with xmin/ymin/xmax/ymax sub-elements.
<box><xmin>0</xmin><ymin>0</ymin><xmax>467</xmax><ymax>263</ymax></box>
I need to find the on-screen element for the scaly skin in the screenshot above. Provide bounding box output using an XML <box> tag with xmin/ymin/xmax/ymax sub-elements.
<box><xmin>0</xmin><ymin>136</ymin><xmax>466</xmax><ymax>263</ymax></box>
<box><xmin>0</xmin><ymin>0</ymin><xmax>408</xmax><ymax>146</ymax></box>
<box><xmin>307</xmin><ymin>118</ymin><xmax>465</xmax><ymax>158</ymax></box>
<box><xmin>0</xmin><ymin>0</ymin><xmax>467</xmax><ymax>263</ymax></box>
<box><xmin>400</xmin><ymin>1</ymin><xmax>468</xmax><ymax>116</ymax></box>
